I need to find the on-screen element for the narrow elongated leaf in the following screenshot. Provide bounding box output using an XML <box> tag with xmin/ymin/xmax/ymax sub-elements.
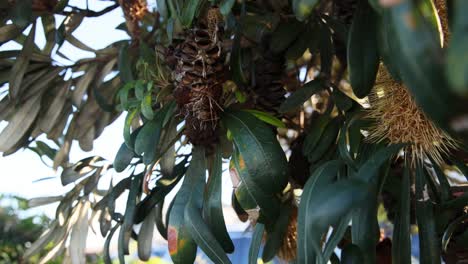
<box><xmin>138</xmin><ymin>208</ymin><xmax>156</xmax><ymax>261</ymax></box>
<box><xmin>308</xmin><ymin>117</ymin><xmax>341</xmax><ymax>162</ymax></box>
<box><xmin>323</xmin><ymin>213</ymin><xmax>352</xmax><ymax>262</ymax></box>
<box><xmin>72</xmin><ymin>65</ymin><xmax>98</xmax><ymax>107</ymax></box>
<box><xmin>118</xmin><ymin>175</ymin><xmax>141</xmax><ymax>263</ymax></box>
<box><xmin>180</xmin><ymin>0</ymin><xmax>205</xmax><ymax>28</ymax></box>
<box><xmin>303</xmin><ymin>114</ymin><xmax>331</xmax><ymax>155</ymax></box>
<box><xmin>223</xmin><ymin>110</ymin><xmax>288</xmax><ymax>194</ymax></box>
<box><xmin>244</xmin><ymin>109</ymin><xmax>285</xmax><ymax>128</ymax></box>
<box><xmin>249</xmin><ymin>223</ymin><xmax>264</xmax><ymax>264</ymax></box>
<box><xmin>203</xmin><ymin>146</ymin><xmax>234</xmax><ymax>253</ymax></box>
<box><xmin>415</xmin><ymin>162</ymin><xmax>441</xmax><ymax>264</ymax></box>
<box><xmin>10</xmin><ymin>0</ymin><xmax>32</xmax><ymax>27</ymax></box>
<box><xmin>220</xmin><ymin>0</ymin><xmax>235</xmax><ymax>15</ymax></box>
<box><xmin>280</xmin><ymin>79</ymin><xmax>324</xmax><ymax>113</ymax></box>
<box><xmin>114</xmin><ymin>143</ymin><xmax>134</xmax><ymax>172</ymax></box>
<box><xmin>262</xmin><ymin>202</ymin><xmax>292</xmax><ymax>262</ymax></box>
<box><xmin>155</xmin><ymin>200</ymin><xmax>167</xmax><ymax>240</ymax></box>
<box><xmin>103</xmin><ymin>225</ymin><xmax>119</xmax><ymax>264</ymax></box>
<box><xmin>70</xmin><ymin>201</ymin><xmax>90</xmax><ymax>264</ymax></box>
<box><xmin>347</xmin><ymin>0</ymin><xmax>379</xmax><ymax>98</ymax></box>
<box><xmin>168</xmin><ymin>148</ymin><xmax>206</xmax><ymax>264</ymax></box>
<box><xmin>297</xmin><ymin>160</ymin><xmax>342</xmax><ymax>263</ymax></box>
<box><xmin>392</xmin><ymin>165</ymin><xmax>411</xmax><ymax>264</ymax></box>
<box><xmin>357</xmin><ymin>143</ymin><xmax>405</xmax><ymax>182</ymax></box>
<box><xmin>446</xmin><ymin>0</ymin><xmax>468</xmax><ymax>95</ymax></box>
<box><xmin>0</xmin><ymin>94</ymin><xmax>41</xmax><ymax>152</ymax></box>
<box><xmin>185</xmin><ymin>205</ymin><xmax>231</xmax><ymax>264</ymax></box>
<box><xmin>134</xmin><ymin>119</ymin><xmax>162</xmax><ymax>164</ymax></box>
<box><xmin>118</xmin><ymin>44</ymin><xmax>133</xmax><ymax>83</ymax></box>
<box><xmin>9</xmin><ymin>23</ymin><xmax>35</xmax><ymax>100</ymax></box>
<box><xmin>124</xmin><ymin>109</ymin><xmax>139</xmax><ymax>148</ymax></box>
<box><xmin>28</xmin><ymin>196</ymin><xmax>63</xmax><ymax>208</ymax></box>
<box><xmin>0</xmin><ymin>24</ymin><xmax>21</xmax><ymax>43</ymax></box>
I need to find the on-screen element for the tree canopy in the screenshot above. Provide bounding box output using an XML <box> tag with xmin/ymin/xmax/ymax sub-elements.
<box><xmin>0</xmin><ymin>0</ymin><xmax>467</xmax><ymax>263</ymax></box>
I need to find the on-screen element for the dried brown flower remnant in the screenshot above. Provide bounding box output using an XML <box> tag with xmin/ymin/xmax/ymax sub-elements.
<box><xmin>119</xmin><ymin>0</ymin><xmax>148</xmax><ymax>38</ymax></box>
<box><xmin>277</xmin><ymin>204</ymin><xmax>298</xmax><ymax>262</ymax></box>
<box><xmin>367</xmin><ymin>65</ymin><xmax>457</xmax><ymax>165</ymax></box>
<box><xmin>172</xmin><ymin>8</ymin><xmax>225</xmax><ymax>146</ymax></box>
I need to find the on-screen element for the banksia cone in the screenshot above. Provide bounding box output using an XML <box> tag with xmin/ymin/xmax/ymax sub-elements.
<box><xmin>251</xmin><ymin>52</ymin><xmax>286</xmax><ymax>114</ymax></box>
<box><xmin>172</xmin><ymin>8</ymin><xmax>225</xmax><ymax>146</ymax></box>
<box><xmin>367</xmin><ymin>65</ymin><xmax>457</xmax><ymax>165</ymax></box>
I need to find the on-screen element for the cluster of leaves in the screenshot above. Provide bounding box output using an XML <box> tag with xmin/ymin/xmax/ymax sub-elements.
<box><xmin>0</xmin><ymin>0</ymin><xmax>467</xmax><ymax>264</ymax></box>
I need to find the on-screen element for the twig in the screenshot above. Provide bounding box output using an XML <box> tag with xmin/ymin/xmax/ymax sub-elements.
<box><xmin>59</xmin><ymin>3</ymin><xmax>119</xmax><ymax>17</ymax></box>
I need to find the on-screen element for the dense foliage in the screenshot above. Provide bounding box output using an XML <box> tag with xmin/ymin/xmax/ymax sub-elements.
<box><xmin>0</xmin><ymin>0</ymin><xmax>467</xmax><ymax>263</ymax></box>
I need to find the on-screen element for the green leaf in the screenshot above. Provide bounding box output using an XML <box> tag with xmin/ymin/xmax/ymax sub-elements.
<box><xmin>118</xmin><ymin>44</ymin><xmax>134</xmax><ymax>83</ymax></box>
<box><xmin>123</xmin><ymin>109</ymin><xmax>139</xmax><ymax>148</ymax></box>
<box><xmin>341</xmin><ymin>244</ymin><xmax>365</xmax><ymax>264</ymax></box>
<box><xmin>285</xmin><ymin>24</ymin><xmax>314</xmax><ymax>60</ymax></box>
<box><xmin>392</xmin><ymin>165</ymin><xmax>411</xmax><ymax>264</ymax></box>
<box><xmin>262</xmin><ymin>202</ymin><xmax>292</xmax><ymax>262</ymax></box>
<box><xmin>138</xmin><ymin>208</ymin><xmax>156</xmax><ymax>261</ymax></box>
<box><xmin>446</xmin><ymin>0</ymin><xmax>468</xmax><ymax>95</ymax></box>
<box><xmin>248</xmin><ymin>223</ymin><xmax>265</xmax><ymax>264</ymax></box>
<box><xmin>114</xmin><ymin>142</ymin><xmax>134</xmax><ymax>172</ymax></box>
<box><xmin>297</xmin><ymin>160</ymin><xmax>342</xmax><ymax>263</ymax></box>
<box><xmin>279</xmin><ymin>79</ymin><xmax>324</xmax><ymax>113</ymax></box>
<box><xmin>9</xmin><ymin>23</ymin><xmax>35</xmax><ymax>100</ymax></box>
<box><xmin>387</xmin><ymin>1</ymin><xmax>453</xmax><ymax>127</ymax></box>
<box><xmin>323</xmin><ymin>213</ymin><xmax>352</xmax><ymax>262</ymax></box>
<box><xmin>203</xmin><ymin>146</ymin><xmax>235</xmax><ymax>253</ymax></box>
<box><xmin>168</xmin><ymin>148</ymin><xmax>206</xmax><ymax>264</ymax></box>
<box><xmin>307</xmin><ymin>117</ymin><xmax>341</xmax><ymax>163</ymax></box>
<box><xmin>243</xmin><ymin>109</ymin><xmax>285</xmax><ymax>128</ymax></box>
<box><xmin>332</xmin><ymin>89</ymin><xmax>353</xmax><ymax>111</ymax></box>
<box><xmin>220</xmin><ymin>0</ymin><xmax>235</xmax><ymax>15</ymax></box>
<box><xmin>155</xmin><ymin>200</ymin><xmax>167</xmax><ymax>239</ymax></box>
<box><xmin>415</xmin><ymin>163</ymin><xmax>441</xmax><ymax>264</ymax></box>
<box><xmin>241</xmin><ymin>14</ymin><xmax>280</xmax><ymax>43</ymax></box>
<box><xmin>134</xmin><ymin>108</ymin><xmax>166</xmax><ymax>164</ymax></box>
<box><xmin>185</xmin><ymin>205</ymin><xmax>232</xmax><ymax>264</ymax></box>
<box><xmin>303</xmin><ymin>114</ymin><xmax>331</xmax><ymax>156</ymax></box>
<box><xmin>356</xmin><ymin>143</ymin><xmax>405</xmax><ymax>182</ymax></box>
<box><xmin>319</xmin><ymin>23</ymin><xmax>333</xmax><ymax>75</ymax></box>
<box><xmin>347</xmin><ymin>0</ymin><xmax>380</xmax><ymax>98</ymax></box>
<box><xmin>442</xmin><ymin>214</ymin><xmax>468</xmax><ymax>252</ymax></box>
<box><xmin>293</xmin><ymin>0</ymin><xmax>320</xmax><ymax>21</ymax></box>
<box><xmin>223</xmin><ymin>110</ymin><xmax>288</xmax><ymax>194</ymax></box>
<box><xmin>103</xmin><ymin>225</ymin><xmax>119</xmax><ymax>264</ymax></box>
<box><xmin>270</xmin><ymin>19</ymin><xmax>305</xmax><ymax>53</ymax></box>
<box><xmin>231</xmin><ymin>29</ymin><xmax>247</xmax><ymax>85</ymax></box>
<box><xmin>180</xmin><ymin>0</ymin><xmax>205</xmax><ymax>28</ymax></box>
<box><xmin>134</xmin><ymin>158</ymin><xmax>188</xmax><ymax>223</ymax></box>
<box><xmin>10</xmin><ymin>0</ymin><xmax>32</xmax><ymax>28</ymax></box>
<box><xmin>141</xmin><ymin>93</ymin><xmax>154</xmax><ymax>120</ymax></box>
<box><xmin>118</xmin><ymin>174</ymin><xmax>141</xmax><ymax>263</ymax></box>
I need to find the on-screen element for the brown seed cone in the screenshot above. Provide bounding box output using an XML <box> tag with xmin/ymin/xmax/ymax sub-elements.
<box><xmin>251</xmin><ymin>52</ymin><xmax>286</xmax><ymax>114</ymax></box>
<box><xmin>171</xmin><ymin>10</ymin><xmax>225</xmax><ymax>146</ymax></box>
<box><xmin>367</xmin><ymin>65</ymin><xmax>457</xmax><ymax>165</ymax></box>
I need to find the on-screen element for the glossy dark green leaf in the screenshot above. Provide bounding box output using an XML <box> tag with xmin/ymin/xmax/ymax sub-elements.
<box><xmin>319</xmin><ymin>23</ymin><xmax>333</xmax><ymax>76</ymax></box>
<box><xmin>118</xmin><ymin>44</ymin><xmax>134</xmax><ymax>83</ymax></box>
<box><xmin>231</xmin><ymin>149</ymin><xmax>280</xmax><ymax>219</ymax></box>
<box><xmin>293</xmin><ymin>0</ymin><xmax>320</xmax><ymax>21</ymax></box>
<box><xmin>431</xmin><ymin>161</ymin><xmax>451</xmax><ymax>202</ymax></box>
<box><xmin>138</xmin><ymin>208</ymin><xmax>156</xmax><ymax>261</ymax></box>
<box><xmin>308</xmin><ymin>117</ymin><xmax>341</xmax><ymax>163</ymax></box>
<box><xmin>415</xmin><ymin>162</ymin><xmax>441</xmax><ymax>264</ymax></box>
<box><xmin>392</xmin><ymin>165</ymin><xmax>411</xmax><ymax>264</ymax></box>
<box><xmin>248</xmin><ymin>223</ymin><xmax>265</xmax><ymax>264</ymax></box>
<box><xmin>141</xmin><ymin>93</ymin><xmax>154</xmax><ymax>120</ymax></box>
<box><xmin>103</xmin><ymin>225</ymin><xmax>119</xmax><ymax>264</ymax></box>
<box><xmin>114</xmin><ymin>143</ymin><xmax>134</xmax><ymax>172</ymax></box>
<box><xmin>270</xmin><ymin>19</ymin><xmax>305</xmax><ymax>53</ymax></box>
<box><xmin>262</xmin><ymin>202</ymin><xmax>292</xmax><ymax>262</ymax></box>
<box><xmin>134</xmin><ymin>119</ymin><xmax>162</xmax><ymax>164</ymax></box>
<box><xmin>387</xmin><ymin>0</ymin><xmax>453</xmax><ymax>127</ymax></box>
<box><xmin>347</xmin><ymin>0</ymin><xmax>379</xmax><ymax>98</ymax></box>
<box><xmin>10</xmin><ymin>0</ymin><xmax>32</xmax><ymax>28</ymax></box>
<box><xmin>297</xmin><ymin>160</ymin><xmax>341</xmax><ymax>263</ymax></box>
<box><xmin>341</xmin><ymin>244</ymin><xmax>365</xmax><ymax>264</ymax></box>
<box><xmin>357</xmin><ymin>143</ymin><xmax>405</xmax><ymax>182</ymax></box>
<box><xmin>185</xmin><ymin>205</ymin><xmax>232</xmax><ymax>264</ymax></box>
<box><xmin>285</xmin><ymin>26</ymin><xmax>312</xmax><ymax>60</ymax></box>
<box><xmin>230</xmin><ymin>29</ymin><xmax>247</xmax><ymax>85</ymax></box>
<box><xmin>323</xmin><ymin>213</ymin><xmax>352</xmax><ymax>262</ymax></box>
<box><xmin>203</xmin><ymin>146</ymin><xmax>234</xmax><ymax>253</ymax></box>
<box><xmin>303</xmin><ymin>114</ymin><xmax>332</xmax><ymax>156</ymax></box>
<box><xmin>168</xmin><ymin>147</ymin><xmax>206</xmax><ymax>264</ymax></box>
<box><xmin>279</xmin><ymin>79</ymin><xmax>324</xmax><ymax>113</ymax></box>
<box><xmin>300</xmin><ymin>178</ymin><xmax>370</xmax><ymax>264</ymax></box>
<box><xmin>332</xmin><ymin>89</ymin><xmax>353</xmax><ymax>111</ymax></box>
<box><xmin>377</xmin><ymin>10</ymin><xmax>402</xmax><ymax>81</ymax></box>
<box><xmin>446</xmin><ymin>0</ymin><xmax>468</xmax><ymax>95</ymax></box>
<box><xmin>94</xmin><ymin>177</ymin><xmax>131</xmax><ymax>211</ymax></box>
<box><xmin>223</xmin><ymin>110</ymin><xmax>288</xmax><ymax>194</ymax></box>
